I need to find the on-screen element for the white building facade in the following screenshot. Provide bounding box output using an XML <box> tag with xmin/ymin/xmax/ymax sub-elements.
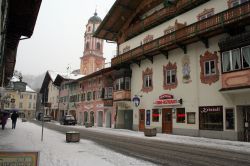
<box><xmin>96</xmin><ymin>0</ymin><xmax>250</xmax><ymax>141</ymax></box>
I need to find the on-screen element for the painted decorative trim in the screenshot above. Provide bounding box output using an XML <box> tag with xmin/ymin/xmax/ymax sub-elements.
<box><xmin>143</xmin><ymin>35</ymin><xmax>154</xmax><ymax>44</ymax></box>
<box><xmin>197</xmin><ymin>8</ymin><xmax>214</xmax><ymax>20</ymax></box>
<box><xmin>182</xmin><ymin>55</ymin><xmax>192</xmax><ymax>83</ymax></box>
<box><xmin>163</xmin><ymin>62</ymin><xmax>178</xmax><ymax>90</ymax></box>
<box><xmin>200</xmin><ymin>51</ymin><xmax>219</xmax><ymax>85</ymax></box>
<box><xmin>164</xmin><ymin>20</ymin><xmax>187</xmax><ymax>35</ymax></box>
<box><xmin>142</xmin><ymin>67</ymin><xmax>153</xmax><ymax>93</ymax></box>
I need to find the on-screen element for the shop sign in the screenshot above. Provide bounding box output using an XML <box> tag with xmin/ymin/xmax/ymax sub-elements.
<box><xmin>154</xmin><ymin>94</ymin><xmax>182</xmax><ymax>106</ymax></box>
<box><xmin>199</xmin><ymin>106</ymin><xmax>223</xmax><ymax>113</ymax></box>
<box><xmin>0</xmin><ymin>151</ymin><xmax>39</xmax><ymax>166</ymax></box>
<box><xmin>159</xmin><ymin>94</ymin><xmax>173</xmax><ymax>100</ymax></box>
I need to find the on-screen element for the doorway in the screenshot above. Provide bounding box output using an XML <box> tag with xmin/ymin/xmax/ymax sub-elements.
<box><xmin>90</xmin><ymin>111</ymin><xmax>95</xmax><ymax>126</ymax></box>
<box><xmin>84</xmin><ymin>111</ymin><xmax>88</xmax><ymax>125</ymax></box>
<box><xmin>243</xmin><ymin>106</ymin><xmax>250</xmax><ymax>142</ymax></box>
<box><xmin>124</xmin><ymin>110</ymin><xmax>133</xmax><ymax>130</ymax></box>
<box><xmin>106</xmin><ymin>111</ymin><xmax>112</xmax><ymax>128</ymax></box>
<box><xmin>139</xmin><ymin>109</ymin><xmax>145</xmax><ymax>131</ymax></box>
<box><xmin>98</xmin><ymin>111</ymin><xmax>103</xmax><ymax>127</ymax></box>
<box><xmin>162</xmin><ymin>108</ymin><xmax>172</xmax><ymax>133</ymax></box>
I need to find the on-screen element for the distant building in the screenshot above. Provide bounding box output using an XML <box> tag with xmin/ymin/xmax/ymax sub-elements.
<box><xmin>3</xmin><ymin>76</ymin><xmax>37</xmax><ymax>119</ymax></box>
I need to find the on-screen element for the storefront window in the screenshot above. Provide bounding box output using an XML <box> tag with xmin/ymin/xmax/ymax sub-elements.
<box><xmin>226</xmin><ymin>108</ymin><xmax>235</xmax><ymax>130</ymax></box>
<box><xmin>199</xmin><ymin>106</ymin><xmax>223</xmax><ymax>131</ymax></box>
<box><xmin>176</xmin><ymin>108</ymin><xmax>185</xmax><ymax>123</ymax></box>
<box><xmin>152</xmin><ymin>109</ymin><xmax>160</xmax><ymax>122</ymax></box>
<box><xmin>187</xmin><ymin>112</ymin><xmax>195</xmax><ymax>124</ymax></box>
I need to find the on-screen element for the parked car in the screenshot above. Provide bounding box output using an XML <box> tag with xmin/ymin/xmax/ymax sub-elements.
<box><xmin>60</xmin><ymin>115</ymin><xmax>77</xmax><ymax>125</ymax></box>
<box><xmin>42</xmin><ymin>115</ymin><xmax>52</xmax><ymax>122</ymax></box>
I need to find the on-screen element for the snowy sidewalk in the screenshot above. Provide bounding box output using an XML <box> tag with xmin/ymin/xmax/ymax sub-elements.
<box><xmin>0</xmin><ymin>119</ymin><xmax>156</xmax><ymax>166</ymax></box>
<box><xmin>52</xmin><ymin>121</ymin><xmax>250</xmax><ymax>154</ymax></box>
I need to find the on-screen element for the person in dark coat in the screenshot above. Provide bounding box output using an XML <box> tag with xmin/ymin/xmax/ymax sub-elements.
<box><xmin>11</xmin><ymin>111</ymin><xmax>19</xmax><ymax>129</ymax></box>
<box><xmin>1</xmin><ymin>112</ymin><xmax>9</xmax><ymax>130</ymax></box>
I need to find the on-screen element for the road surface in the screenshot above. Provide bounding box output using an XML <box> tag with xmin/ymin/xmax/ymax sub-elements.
<box><xmin>32</xmin><ymin>120</ymin><xmax>250</xmax><ymax>166</ymax></box>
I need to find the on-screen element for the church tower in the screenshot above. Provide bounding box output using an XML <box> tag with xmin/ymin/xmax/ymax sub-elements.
<box><xmin>80</xmin><ymin>11</ymin><xmax>105</xmax><ymax>75</ymax></box>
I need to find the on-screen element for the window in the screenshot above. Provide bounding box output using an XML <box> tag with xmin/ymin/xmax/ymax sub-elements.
<box><xmin>242</xmin><ymin>46</ymin><xmax>250</xmax><ymax>68</ymax></box>
<box><xmin>88</xmin><ymin>26</ymin><xmax>91</xmax><ymax>32</ymax></box>
<box><xmin>176</xmin><ymin>108</ymin><xmax>185</xmax><ymax>123</ymax></box>
<box><xmin>115</xmin><ymin>78</ymin><xmax>124</xmax><ymax>91</ymax></box>
<box><xmin>204</xmin><ymin>60</ymin><xmax>216</xmax><ymax>75</ymax></box>
<box><xmin>29</xmin><ymin>95</ymin><xmax>32</xmax><ymax>99</ymax></box>
<box><xmin>93</xmin><ymin>91</ymin><xmax>96</xmax><ymax>100</ymax></box>
<box><xmin>19</xmin><ymin>103</ymin><xmax>23</xmax><ymax>108</ymax></box>
<box><xmin>33</xmin><ymin>103</ymin><xmax>36</xmax><ymax>109</ymax></box>
<box><xmin>166</xmin><ymin>69</ymin><xmax>176</xmax><ymax>84</ymax></box>
<box><xmin>29</xmin><ymin>103</ymin><xmax>31</xmax><ymax>108</ymax></box>
<box><xmin>86</xmin><ymin>42</ymin><xmax>89</xmax><ymax>50</ymax></box>
<box><xmin>124</xmin><ymin>77</ymin><xmax>131</xmax><ymax>90</ymax></box>
<box><xmin>96</xmin><ymin>42</ymin><xmax>101</xmax><ymax>50</ymax></box>
<box><xmin>228</xmin><ymin>0</ymin><xmax>249</xmax><ymax>8</ymax></box>
<box><xmin>187</xmin><ymin>112</ymin><xmax>195</xmax><ymax>124</ymax></box>
<box><xmin>87</xmin><ymin>92</ymin><xmax>92</xmax><ymax>101</ymax></box>
<box><xmin>142</xmin><ymin>68</ymin><xmax>153</xmax><ymax>92</ymax></box>
<box><xmin>226</xmin><ymin>108</ymin><xmax>235</xmax><ymax>130</ymax></box>
<box><xmin>152</xmin><ymin>109</ymin><xmax>160</xmax><ymax>122</ymax></box>
<box><xmin>105</xmin><ymin>87</ymin><xmax>113</xmax><ymax>99</ymax></box>
<box><xmin>34</xmin><ymin>95</ymin><xmax>36</xmax><ymax>100</ymax></box>
<box><xmin>199</xmin><ymin>106</ymin><xmax>223</xmax><ymax>131</ymax></box>
<box><xmin>222</xmin><ymin>49</ymin><xmax>241</xmax><ymax>72</ymax></box>
<box><xmin>143</xmin><ymin>75</ymin><xmax>152</xmax><ymax>88</ymax></box>
<box><xmin>20</xmin><ymin>94</ymin><xmax>23</xmax><ymax>99</ymax></box>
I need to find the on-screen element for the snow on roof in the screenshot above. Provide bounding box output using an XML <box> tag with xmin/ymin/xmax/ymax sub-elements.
<box><xmin>10</xmin><ymin>76</ymin><xmax>20</xmax><ymax>82</ymax></box>
<box><xmin>48</xmin><ymin>70</ymin><xmax>84</xmax><ymax>82</ymax></box>
<box><xmin>26</xmin><ymin>85</ymin><xmax>36</xmax><ymax>93</ymax></box>
<box><xmin>59</xmin><ymin>73</ymin><xmax>85</xmax><ymax>80</ymax></box>
<box><xmin>48</xmin><ymin>70</ymin><xmax>60</xmax><ymax>82</ymax></box>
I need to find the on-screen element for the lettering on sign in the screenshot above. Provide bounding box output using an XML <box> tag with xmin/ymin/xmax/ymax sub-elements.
<box><xmin>159</xmin><ymin>94</ymin><xmax>173</xmax><ymax>100</ymax></box>
<box><xmin>199</xmin><ymin>106</ymin><xmax>223</xmax><ymax>113</ymax></box>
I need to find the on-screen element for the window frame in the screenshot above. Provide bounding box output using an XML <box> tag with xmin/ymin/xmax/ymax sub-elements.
<box><xmin>204</xmin><ymin>60</ymin><xmax>216</xmax><ymax>76</ymax></box>
<box><xmin>241</xmin><ymin>45</ymin><xmax>250</xmax><ymax>69</ymax></box>
<box><xmin>225</xmin><ymin>108</ymin><xmax>235</xmax><ymax>130</ymax></box>
<box><xmin>176</xmin><ymin>108</ymin><xmax>185</xmax><ymax>123</ymax></box>
<box><xmin>187</xmin><ymin>112</ymin><xmax>196</xmax><ymax>124</ymax></box>
<box><xmin>152</xmin><ymin>109</ymin><xmax>160</xmax><ymax>122</ymax></box>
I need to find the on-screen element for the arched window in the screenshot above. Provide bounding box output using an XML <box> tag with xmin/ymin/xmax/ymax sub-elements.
<box><xmin>96</xmin><ymin>42</ymin><xmax>101</xmax><ymax>50</ymax></box>
<box><xmin>86</xmin><ymin>42</ymin><xmax>89</xmax><ymax>50</ymax></box>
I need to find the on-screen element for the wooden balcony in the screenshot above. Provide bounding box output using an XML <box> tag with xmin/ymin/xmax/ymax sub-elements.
<box><xmin>127</xmin><ymin>0</ymin><xmax>209</xmax><ymax>39</ymax></box>
<box><xmin>113</xmin><ymin>90</ymin><xmax>131</xmax><ymax>101</ymax></box>
<box><xmin>112</xmin><ymin>2</ymin><xmax>250</xmax><ymax>66</ymax></box>
<box><xmin>221</xmin><ymin>69</ymin><xmax>250</xmax><ymax>91</ymax></box>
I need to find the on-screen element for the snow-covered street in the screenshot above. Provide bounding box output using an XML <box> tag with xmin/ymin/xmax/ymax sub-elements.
<box><xmin>0</xmin><ymin>119</ymin><xmax>156</xmax><ymax>166</ymax></box>
<box><xmin>1</xmin><ymin>119</ymin><xmax>250</xmax><ymax>166</ymax></box>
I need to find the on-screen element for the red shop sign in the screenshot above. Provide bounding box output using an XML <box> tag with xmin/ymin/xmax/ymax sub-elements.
<box><xmin>154</xmin><ymin>99</ymin><xmax>179</xmax><ymax>105</ymax></box>
<box><xmin>159</xmin><ymin>94</ymin><xmax>173</xmax><ymax>100</ymax></box>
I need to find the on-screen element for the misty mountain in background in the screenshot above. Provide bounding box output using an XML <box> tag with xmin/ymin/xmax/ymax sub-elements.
<box><xmin>22</xmin><ymin>73</ymin><xmax>45</xmax><ymax>92</ymax></box>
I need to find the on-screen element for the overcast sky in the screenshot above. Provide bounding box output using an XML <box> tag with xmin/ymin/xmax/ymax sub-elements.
<box><xmin>15</xmin><ymin>0</ymin><xmax>116</xmax><ymax>76</ymax></box>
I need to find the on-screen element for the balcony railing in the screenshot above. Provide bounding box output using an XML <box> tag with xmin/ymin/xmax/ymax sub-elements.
<box><xmin>127</xmin><ymin>0</ymin><xmax>208</xmax><ymax>39</ymax></box>
<box><xmin>112</xmin><ymin>2</ymin><xmax>250</xmax><ymax>66</ymax></box>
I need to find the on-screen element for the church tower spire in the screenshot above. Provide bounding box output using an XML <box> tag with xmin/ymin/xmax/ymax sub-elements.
<box><xmin>80</xmin><ymin>11</ymin><xmax>105</xmax><ymax>75</ymax></box>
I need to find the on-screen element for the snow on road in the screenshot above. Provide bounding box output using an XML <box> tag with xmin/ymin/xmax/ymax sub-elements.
<box><xmin>0</xmin><ymin>119</ymin><xmax>156</xmax><ymax>166</ymax></box>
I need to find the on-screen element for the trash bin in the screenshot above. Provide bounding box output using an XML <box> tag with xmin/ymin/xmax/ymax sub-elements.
<box><xmin>66</xmin><ymin>131</ymin><xmax>80</xmax><ymax>142</ymax></box>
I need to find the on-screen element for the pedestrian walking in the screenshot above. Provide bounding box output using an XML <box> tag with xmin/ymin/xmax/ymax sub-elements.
<box><xmin>11</xmin><ymin>111</ymin><xmax>19</xmax><ymax>129</ymax></box>
<box><xmin>1</xmin><ymin>112</ymin><xmax>9</xmax><ymax>130</ymax></box>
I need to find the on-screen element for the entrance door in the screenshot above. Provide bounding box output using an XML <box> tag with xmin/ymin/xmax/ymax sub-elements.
<box><xmin>243</xmin><ymin>106</ymin><xmax>250</xmax><ymax>142</ymax></box>
<box><xmin>139</xmin><ymin>109</ymin><xmax>145</xmax><ymax>131</ymax></box>
<box><xmin>124</xmin><ymin>110</ymin><xmax>133</xmax><ymax>130</ymax></box>
<box><xmin>98</xmin><ymin>111</ymin><xmax>103</xmax><ymax>127</ymax></box>
<box><xmin>162</xmin><ymin>108</ymin><xmax>172</xmax><ymax>133</ymax></box>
